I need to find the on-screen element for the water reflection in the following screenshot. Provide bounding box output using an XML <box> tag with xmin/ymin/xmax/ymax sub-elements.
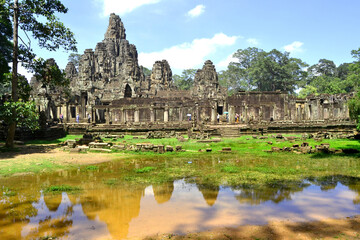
<box><xmin>1</xmin><ymin>168</ymin><xmax>360</xmax><ymax>239</ymax></box>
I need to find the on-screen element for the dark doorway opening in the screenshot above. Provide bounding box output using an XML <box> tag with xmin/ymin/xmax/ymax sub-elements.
<box><xmin>124</xmin><ymin>84</ymin><xmax>132</xmax><ymax>98</ymax></box>
<box><xmin>217</xmin><ymin>106</ymin><xmax>223</xmax><ymax>115</ymax></box>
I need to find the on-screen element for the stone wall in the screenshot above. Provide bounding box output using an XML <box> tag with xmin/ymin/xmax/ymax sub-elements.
<box><xmin>30</xmin><ymin>13</ymin><xmax>355</xmax><ymax>133</ymax></box>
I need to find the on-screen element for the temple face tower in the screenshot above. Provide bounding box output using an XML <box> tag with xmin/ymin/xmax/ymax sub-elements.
<box><xmin>30</xmin><ymin>14</ymin><xmax>352</xmax><ymax>131</ymax></box>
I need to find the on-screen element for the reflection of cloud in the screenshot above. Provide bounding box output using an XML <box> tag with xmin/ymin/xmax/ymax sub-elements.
<box><xmin>21</xmin><ymin>192</ymin><xmax>111</xmax><ymax>239</ymax></box>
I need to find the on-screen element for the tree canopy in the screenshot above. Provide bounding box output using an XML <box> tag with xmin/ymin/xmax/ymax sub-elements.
<box><xmin>173</xmin><ymin>69</ymin><xmax>197</xmax><ymax>90</ymax></box>
<box><xmin>220</xmin><ymin>47</ymin><xmax>308</xmax><ymax>94</ymax></box>
<box><xmin>2</xmin><ymin>0</ymin><xmax>77</xmax><ymax>148</ymax></box>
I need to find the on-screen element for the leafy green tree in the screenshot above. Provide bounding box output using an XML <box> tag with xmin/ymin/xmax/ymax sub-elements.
<box><xmin>0</xmin><ymin>0</ymin><xmax>12</xmax><ymax>82</ymax></box>
<box><xmin>345</xmin><ymin>48</ymin><xmax>360</xmax><ymax>93</ymax></box>
<box><xmin>141</xmin><ymin>66</ymin><xmax>151</xmax><ymax>77</ymax></box>
<box><xmin>298</xmin><ymin>85</ymin><xmax>318</xmax><ymax>98</ymax></box>
<box><xmin>348</xmin><ymin>91</ymin><xmax>360</xmax><ymax>131</ymax></box>
<box><xmin>68</xmin><ymin>53</ymin><xmax>81</xmax><ymax>69</ymax></box>
<box><xmin>225</xmin><ymin>47</ymin><xmax>308</xmax><ymax>94</ymax></box>
<box><xmin>173</xmin><ymin>69</ymin><xmax>197</xmax><ymax>90</ymax></box>
<box><xmin>3</xmin><ymin>0</ymin><xmax>77</xmax><ymax>148</ymax></box>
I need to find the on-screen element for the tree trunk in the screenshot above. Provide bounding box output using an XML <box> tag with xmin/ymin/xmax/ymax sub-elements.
<box><xmin>5</xmin><ymin>0</ymin><xmax>19</xmax><ymax>148</ymax></box>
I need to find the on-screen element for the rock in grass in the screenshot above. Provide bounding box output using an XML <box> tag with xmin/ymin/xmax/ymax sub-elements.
<box><xmin>206</xmin><ymin>148</ymin><xmax>212</xmax><ymax>152</ymax></box>
<box><xmin>165</xmin><ymin>145</ymin><xmax>174</xmax><ymax>152</ymax></box>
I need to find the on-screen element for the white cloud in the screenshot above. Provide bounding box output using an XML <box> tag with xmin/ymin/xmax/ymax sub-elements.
<box><xmin>217</xmin><ymin>53</ymin><xmax>237</xmax><ymax>68</ymax></box>
<box><xmin>283</xmin><ymin>41</ymin><xmax>304</xmax><ymax>53</ymax></box>
<box><xmin>246</xmin><ymin>38</ymin><xmax>259</xmax><ymax>46</ymax></box>
<box><xmin>187</xmin><ymin>4</ymin><xmax>205</xmax><ymax>18</ymax></box>
<box><xmin>139</xmin><ymin>33</ymin><xmax>239</xmax><ymax>70</ymax></box>
<box><xmin>100</xmin><ymin>0</ymin><xmax>161</xmax><ymax>16</ymax></box>
<box><xmin>8</xmin><ymin>63</ymin><xmax>34</xmax><ymax>82</ymax></box>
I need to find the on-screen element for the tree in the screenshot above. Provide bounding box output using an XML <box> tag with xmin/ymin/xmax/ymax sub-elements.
<box><xmin>224</xmin><ymin>47</ymin><xmax>308</xmax><ymax>94</ymax></box>
<box><xmin>3</xmin><ymin>0</ymin><xmax>77</xmax><ymax>148</ymax></box>
<box><xmin>0</xmin><ymin>0</ymin><xmax>12</xmax><ymax>82</ymax></box>
<box><xmin>348</xmin><ymin>91</ymin><xmax>360</xmax><ymax>131</ymax></box>
<box><xmin>68</xmin><ymin>53</ymin><xmax>81</xmax><ymax>69</ymax></box>
<box><xmin>141</xmin><ymin>66</ymin><xmax>151</xmax><ymax>77</ymax></box>
<box><xmin>298</xmin><ymin>85</ymin><xmax>318</xmax><ymax>98</ymax></box>
<box><xmin>173</xmin><ymin>69</ymin><xmax>197</xmax><ymax>90</ymax></box>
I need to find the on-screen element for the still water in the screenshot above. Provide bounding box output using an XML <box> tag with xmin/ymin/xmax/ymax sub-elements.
<box><xmin>1</xmin><ymin>159</ymin><xmax>360</xmax><ymax>240</ymax></box>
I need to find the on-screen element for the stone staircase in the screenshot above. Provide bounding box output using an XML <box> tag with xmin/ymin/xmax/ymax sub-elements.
<box><xmin>219</xmin><ymin>127</ymin><xmax>240</xmax><ymax>138</ymax></box>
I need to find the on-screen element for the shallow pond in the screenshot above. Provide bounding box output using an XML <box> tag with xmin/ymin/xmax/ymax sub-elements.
<box><xmin>1</xmin><ymin>157</ymin><xmax>360</xmax><ymax>240</ymax></box>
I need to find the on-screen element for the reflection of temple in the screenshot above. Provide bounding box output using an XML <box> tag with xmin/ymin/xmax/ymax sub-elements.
<box><xmin>80</xmin><ymin>185</ymin><xmax>146</xmax><ymax>239</ymax></box>
<box><xmin>153</xmin><ymin>182</ymin><xmax>174</xmax><ymax>204</ymax></box>
<box><xmin>197</xmin><ymin>184</ymin><xmax>220</xmax><ymax>206</ymax></box>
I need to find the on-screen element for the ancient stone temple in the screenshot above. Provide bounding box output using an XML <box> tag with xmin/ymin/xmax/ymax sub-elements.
<box><xmin>31</xmin><ymin>13</ymin><xmax>356</xmax><ymax>135</ymax></box>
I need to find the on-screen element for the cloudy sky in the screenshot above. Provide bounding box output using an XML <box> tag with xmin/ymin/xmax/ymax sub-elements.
<box><xmin>19</xmin><ymin>0</ymin><xmax>360</xmax><ymax>78</ymax></box>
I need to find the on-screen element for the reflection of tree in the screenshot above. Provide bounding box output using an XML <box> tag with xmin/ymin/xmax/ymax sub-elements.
<box><xmin>80</xmin><ymin>184</ymin><xmax>146</xmax><ymax>239</ymax></box>
<box><xmin>309</xmin><ymin>175</ymin><xmax>360</xmax><ymax>204</ymax></box>
<box><xmin>22</xmin><ymin>193</ymin><xmax>74</xmax><ymax>239</ymax></box>
<box><xmin>196</xmin><ymin>184</ymin><xmax>220</xmax><ymax>206</ymax></box>
<box><xmin>233</xmin><ymin>181</ymin><xmax>309</xmax><ymax>205</ymax></box>
<box><xmin>153</xmin><ymin>182</ymin><xmax>174</xmax><ymax>204</ymax></box>
<box><xmin>0</xmin><ymin>192</ymin><xmax>39</xmax><ymax>239</ymax></box>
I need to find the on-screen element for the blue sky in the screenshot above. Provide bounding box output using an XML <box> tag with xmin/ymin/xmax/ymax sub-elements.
<box><xmin>19</xmin><ymin>0</ymin><xmax>360</xmax><ymax>78</ymax></box>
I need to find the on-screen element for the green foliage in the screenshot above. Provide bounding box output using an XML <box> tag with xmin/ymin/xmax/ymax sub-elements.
<box><xmin>0</xmin><ymin>0</ymin><xmax>12</xmax><ymax>82</ymax></box>
<box><xmin>135</xmin><ymin>166</ymin><xmax>155</xmax><ymax>173</ymax></box>
<box><xmin>86</xmin><ymin>165</ymin><xmax>99</xmax><ymax>171</ymax></box>
<box><xmin>68</xmin><ymin>53</ymin><xmax>81</xmax><ymax>69</ymax></box>
<box><xmin>298</xmin><ymin>85</ymin><xmax>318</xmax><ymax>98</ymax></box>
<box><xmin>44</xmin><ymin>185</ymin><xmax>81</xmax><ymax>193</ymax></box>
<box><xmin>0</xmin><ymin>73</ymin><xmax>32</xmax><ymax>100</ymax></box>
<box><xmin>141</xmin><ymin>66</ymin><xmax>152</xmax><ymax>77</ymax></box>
<box><xmin>33</xmin><ymin>58</ymin><xmax>69</xmax><ymax>88</ymax></box>
<box><xmin>223</xmin><ymin>47</ymin><xmax>308</xmax><ymax>94</ymax></box>
<box><xmin>348</xmin><ymin>91</ymin><xmax>360</xmax><ymax>130</ymax></box>
<box><xmin>15</xmin><ymin>0</ymin><xmax>77</xmax><ymax>52</ymax></box>
<box><xmin>303</xmin><ymin>59</ymin><xmax>355</xmax><ymax>95</ymax></box>
<box><xmin>173</xmin><ymin>69</ymin><xmax>197</xmax><ymax>90</ymax></box>
<box><xmin>0</xmin><ymin>100</ymin><xmax>39</xmax><ymax>129</ymax></box>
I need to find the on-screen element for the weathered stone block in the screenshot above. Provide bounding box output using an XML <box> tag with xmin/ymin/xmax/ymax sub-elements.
<box><xmin>165</xmin><ymin>145</ymin><xmax>174</xmax><ymax>152</ymax></box>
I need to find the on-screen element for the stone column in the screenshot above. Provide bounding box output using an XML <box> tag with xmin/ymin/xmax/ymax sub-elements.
<box><xmin>211</xmin><ymin>106</ymin><xmax>217</xmax><ymax>124</ymax></box>
<box><xmin>150</xmin><ymin>107</ymin><xmax>155</xmax><ymax>122</ymax></box>
<box><xmin>122</xmin><ymin>109</ymin><xmax>126</xmax><ymax>122</ymax></box>
<box><xmin>164</xmin><ymin>107</ymin><xmax>169</xmax><ymax>122</ymax></box>
<box><xmin>179</xmin><ymin>107</ymin><xmax>183</xmax><ymax>122</ymax></box>
<box><xmin>229</xmin><ymin>105</ymin><xmax>235</xmax><ymax>124</ymax></box>
<box><xmin>106</xmin><ymin>108</ymin><xmax>110</xmax><ymax>124</ymax></box>
<box><xmin>134</xmin><ymin>108</ymin><xmax>140</xmax><ymax>122</ymax></box>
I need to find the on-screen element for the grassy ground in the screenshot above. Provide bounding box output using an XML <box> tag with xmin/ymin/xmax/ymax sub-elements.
<box><xmin>1</xmin><ymin>134</ymin><xmax>359</xmax><ymax>187</ymax></box>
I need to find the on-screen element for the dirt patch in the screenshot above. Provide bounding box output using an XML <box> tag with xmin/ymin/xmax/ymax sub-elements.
<box><xmin>145</xmin><ymin>215</ymin><xmax>360</xmax><ymax>240</ymax></box>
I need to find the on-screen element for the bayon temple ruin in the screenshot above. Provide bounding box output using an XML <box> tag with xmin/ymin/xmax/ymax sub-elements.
<box><xmin>30</xmin><ymin>14</ymin><xmax>356</xmax><ymax>135</ymax></box>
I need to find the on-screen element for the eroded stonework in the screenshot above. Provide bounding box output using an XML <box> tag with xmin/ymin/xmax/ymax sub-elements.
<box><xmin>31</xmin><ymin>13</ymin><xmax>355</xmax><ymax>134</ymax></box>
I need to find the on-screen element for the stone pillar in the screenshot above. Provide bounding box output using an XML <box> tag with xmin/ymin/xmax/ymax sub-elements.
<box><xmin>122</xmin><ymin>109</ymin><xmax>126</xmax><ymax>122</ymax></box>
<box><xmin>179</xmin><ymin>107</ymin><xmax>183</xmax><ymax>122</ymax></box>
<box><xmin>134</xmin><ymin>108</ymin><xmax>140</xmax><ymax>122</ymax></box>
<box><xmin>106</xmin><ymin>108</ymin><xmax>110</xmax><ymax>124</ymax></box>
<box><xmin>229</xmin><ymin>105</ymin><xmax>235</xmax><ymax>124</ymax></box>
<box><xmin>244</xmin><ymin>105</ymin><xmax>249</xmax><ymax>123</ymax></box>
<box><xmin>150</xmin><ymin>107</ymin><xmax>155</xmax><ymax>122</ymax></box>
<box><xmin>211</xmin><ymin>107</ymin><xmax>217</xmax><ymax>124</ymax></box>
<box><xmin>164</xmin><ymin>107</ymin><xmax>169</xmax><ymax>122</ymax></box>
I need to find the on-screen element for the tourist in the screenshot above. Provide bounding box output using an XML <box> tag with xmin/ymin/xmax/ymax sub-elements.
<box><xmin>59</xmin><ymin>113</ymin><xmax>63</xmax><ymax>123</ymax></box>
<box><xmin>87</xmin><ymin>113</ymin><xmax>91</xmax><ymax>123</ymax></box>
<box><xmin>76</xmin><ymin>113</ymin><xmax>79</xmax><ymax>123</ymax></box>
<box><xmin>235</xmin><ymin>113</ymin><xmax>239</xmax><ymax>123</ymax></box>
<box><xmin>217</xmin><ymin>114</ymin><xmax>219</xmax><ymax>123</ymax></box>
